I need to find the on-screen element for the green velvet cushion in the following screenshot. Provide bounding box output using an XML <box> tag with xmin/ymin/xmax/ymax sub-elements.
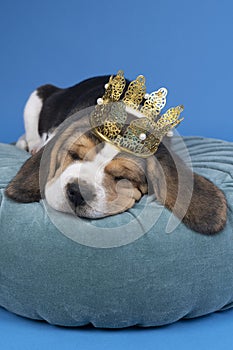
<box><xmin>0</xmin><ymin>137</ymin><xmax>233</xmax><ymax>328</ymax></box>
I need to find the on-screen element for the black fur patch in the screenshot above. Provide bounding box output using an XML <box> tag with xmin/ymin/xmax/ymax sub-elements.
<box><xmin>37</xmin><ymin>76</ymin><xmax>130</xmax><ymax>136</ymax></box>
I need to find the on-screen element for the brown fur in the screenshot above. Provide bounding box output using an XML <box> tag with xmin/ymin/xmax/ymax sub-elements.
<box><xmin>6</xmin><ymin>148</ymin><xmax>43</xmax><ymax>203</ymax></box>
<box><xmin>146</xmin><ymin>145</ymin><xmax>227</xmax><ymax>234</ymax></box>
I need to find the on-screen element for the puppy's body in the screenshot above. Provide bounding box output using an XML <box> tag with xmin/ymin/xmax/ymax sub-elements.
<box><xmin>7</xmin><ymin>75</ymin><xmax>227</xmax><ymax>235</ymax></box>
<box><xmin>18</xmin><ymin>76</ymin><xmax>123</xmax><ymax>153</ymax></box>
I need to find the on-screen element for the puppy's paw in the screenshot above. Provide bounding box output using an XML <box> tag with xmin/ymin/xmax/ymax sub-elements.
<box><xmin>16</xmin><ymin>135</ymin><xmax>28</xmax><ymax>151</ymax></box>
<box><xmin>28</xmin><ymin>138</ymin><xmax>45</xmax><ymax>154</ymax></box>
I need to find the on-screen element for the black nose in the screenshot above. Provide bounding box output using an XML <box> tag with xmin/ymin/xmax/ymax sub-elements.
<box><xmin>66</xmin><ymin>182</ymin><xmax>95</xmax><ymax>207</ymax></box>
<box><xmin>66</xmin><ymin>183</ymin><xmax>84</xmax><ymax>207</ymax></box>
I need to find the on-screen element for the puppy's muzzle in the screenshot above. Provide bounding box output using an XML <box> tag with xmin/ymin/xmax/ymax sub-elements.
<box><xmin>66</xmin><ymin>182</ymin><xmax>95</xmax><ymax>208</ymax></box>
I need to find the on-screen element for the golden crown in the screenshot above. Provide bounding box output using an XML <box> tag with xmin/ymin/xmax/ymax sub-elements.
<box><xmin>90</xmin><ymin>70</ymin><xmax>184</xmax><ymax>158</ymax></box>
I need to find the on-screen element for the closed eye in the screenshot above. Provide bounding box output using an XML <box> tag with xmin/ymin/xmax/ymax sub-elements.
<box><xmin>114</xmin><ymin>176</ymin><xmax>126</xmax><ymax>181</ymax></box>
<box><xmin>68</xmin><ymin>150</ymin><xmax>82</xmax><ymax>161</ymax></box>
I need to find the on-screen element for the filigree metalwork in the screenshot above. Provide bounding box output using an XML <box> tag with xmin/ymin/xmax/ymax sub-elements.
<box><xmin>123</xmin><ymin>75</ymin><xmax>146</xmax><ymax>110</ymax></box>
<box><xmin>141</xmin><ymin>87</ymin><xmax>168</xmax><ymax>118</ymax></box>
<box><xmin>102</xmin><ymin>70</ymin><xmax>126</xmax><ymax>103</ymax></box>
<box><xmin>90</xmin><ymin>70</ymin><xmax>184</xmax><ymax>157</ymax></box>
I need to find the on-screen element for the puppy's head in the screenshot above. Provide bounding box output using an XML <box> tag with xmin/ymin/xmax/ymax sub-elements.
<box><xmin>6</xmin><ymin>113</ymin><xmax>149</xmax><ymax>218</ymax></box>
<box><xmin>44</xmin><ymin>132</ymin><xmax>148</xmax><ymax>218</ymax></box>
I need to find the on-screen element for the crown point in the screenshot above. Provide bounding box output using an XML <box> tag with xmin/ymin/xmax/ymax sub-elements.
<box><xmin>144</xmin><ymin>93</ymin><xmax>150</xmax><ymax>100</ymax></box>
<box><xmin>97</xmin><ymin>98</ymin><xmax>103</xmax><ymax>105</ymax></box>
<box><xmin>179</xmin><ymin>105</ymin><xmax>184</xmax><ymax>111</ymax></box>
<box><xmin>104</xmin><ymin>83</ymin><xmax>109</xmax><ymax>89</ymax></box>
<box><xmin>137</xmin><ymin>75</ymin><xmax>146</xmax><ymax>83</ymax></box>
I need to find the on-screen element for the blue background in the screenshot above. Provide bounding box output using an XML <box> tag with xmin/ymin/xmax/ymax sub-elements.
<box><xmin>1</xmin><ymin>0</ymin><xmax>233</xmax><ymax>144</ymax></box>
<box><xmin>1</xmin><ymin>0</ymin><xmax>233</xmax><ymax>349</ymax></box>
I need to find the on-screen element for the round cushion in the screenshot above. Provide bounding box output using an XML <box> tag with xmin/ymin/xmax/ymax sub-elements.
<box><xmin>0</xmin><ymin>137</ymin><xmax>233</xmax><ymax>328</ymax></box>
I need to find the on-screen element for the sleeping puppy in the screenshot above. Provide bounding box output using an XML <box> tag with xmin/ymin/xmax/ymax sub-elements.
<box><xmin>5</xmin><ymin>75</ymin><xmax>227</xmax><ymax>235</ymax></box>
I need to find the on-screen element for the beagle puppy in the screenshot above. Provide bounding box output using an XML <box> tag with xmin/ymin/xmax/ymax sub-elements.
<box><xmin>5</xmin><ymin>75</ymin><xmax>227</xmax><ymax>234</ymax></box>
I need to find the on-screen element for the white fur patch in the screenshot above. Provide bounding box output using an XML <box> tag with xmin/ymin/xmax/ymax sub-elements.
<box><xmin>24</xmin><ymin>90</ymin><xmax>43</xmax><ymax>153</ymax></box>
<box><xmin>16</xmin><ymin>134</ymin><xmax>27</xmax><ymax>150</ymax></box>
<box><xmin>45</xmin><ymin>143</ymin><xmax>119</xmax><ymax>213</ymax></box>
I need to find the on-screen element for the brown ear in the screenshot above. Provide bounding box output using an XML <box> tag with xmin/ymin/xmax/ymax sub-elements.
<box><xmin>5</xmin><ymin>148</ymin><xmax>44</xmax><ymax>203</ymax></box>
<box><xmin>147</xmin><ymin>146</ymin><xmax>227</xmax><ymax>235</ymax></box>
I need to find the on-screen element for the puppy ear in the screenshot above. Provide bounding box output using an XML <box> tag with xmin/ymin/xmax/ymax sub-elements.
<box><xmin>5</xmin><ymin>148</ymin><xmax>44</xmax><ymax>203</ymax></box>
<box><xmin>147</xmin><ymin>146</ymin><xmax>227</xmax><ymax>235</ymax></box>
